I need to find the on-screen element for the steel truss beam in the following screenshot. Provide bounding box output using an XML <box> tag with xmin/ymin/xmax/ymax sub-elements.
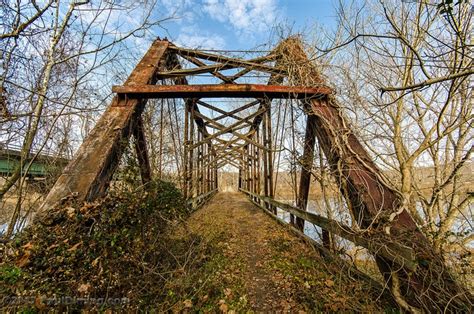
<box><xmin>212</xmin><ymin>100</ymin><xmax>260</xmax><ymax>122</ymax></box>
<box><xmin>168</xmin><ymin>45</ymin><xmax>282</xmax><ymax>75</ymax></box>
<box><xmin>277</xmin><ymin>37</ymin><xmax>469</xmax><ymax>310</ymax></box>
<box><xmin>157</xmin><ymin>52</ymin><xmax>276</xmax><ymax>81</ymax></box>
<box><xmin>190</xmin><ymin>108</ymin><xmax>266</xmax><ymax>150</ymax></box>
<box><xmin>112</xmin><ymin>84</ymin><xmax>331</xmax><ymax>99</ymax></box>
<box><xmin>39</xmin><ymin>40</ymin><xmax>169</xmax><ymax>213</ymax></box>
<box><xmin>196</xmin><ymin>101</ymin><xmax>254</xmax><ymax>126</ymax></box>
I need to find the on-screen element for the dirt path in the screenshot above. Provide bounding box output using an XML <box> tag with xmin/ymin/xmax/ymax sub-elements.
<box><xmin>167</xmin><ymin>192</ymin><xmax>385</xmax><ymax>312</ymax></box>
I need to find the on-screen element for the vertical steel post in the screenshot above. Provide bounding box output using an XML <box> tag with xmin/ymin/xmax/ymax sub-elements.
<box><xmin>295</xmin><ymin>114</ymin><xmax>318</xmax><ymax>231</ymax></box>
<box><xmin>183</xmin><ymin>102</ymin><xmax>189</xmax><ymax>199</ymax></box>
<box><xmin>189</xmin><ymin>105</ymin><xmax>195</xmax><ymax>198</ymax></box>
<box><xmin>239</xmin><ymin>149</ymin><xmax>244</xmax><ymax>190</ymax></box>
<box><xmin>250</xmin><ymin>143</ymin><xmax>255</xmax><ymax>195</ymax></box>
<box><xmin>207</xmin><ymin>143</ymin><xmax>211</xmax><ymax>193</ymax></box>
<box><xmin>133</xmin><ymin>116</ymin><xmax>152</xmax><ymax>185</ymax></box>
<box><xmin>245</xmin><ymin>145</ymin><xmax>250</xmax><ymax>191</ymax></box>
<box><xmin>256</xmin><ymin>129</ymin><xmax>261</xmax><ymax>198</ymax></box>
<box><xmin>254</xmin><ymin>140</ymin><xmax>258</xmax><ymax>201</ymax></box>
<box><xmin>197</xmin><ymin>132</ymin><xmax>202</xmax><ymax>196</ymax></box>
<box><xmin>214</xmin><ymin>161</ymin><xmax>218</xmax><ymax>190</ymax></box>
<box><xmin>266</xmin><ymin>105</ymin><xmax>275</xmax><ymax>213</ymax></box>
<box><xmin>158</xmin><ymin>101</ymin><xmax>164</xmax><ymax>179</ymax></box>
<box><xmin>262</xmin><ymin>113</ymin><xmax>269</xmax><ymax>201</ymax></box>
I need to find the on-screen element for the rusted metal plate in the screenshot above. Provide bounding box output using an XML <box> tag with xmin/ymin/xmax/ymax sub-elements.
<box><xmin>112</xmin><ymin>84</ymin><xmax>332</xmax><ymax>99</ymax></box>
<box><xmin>38</xmin><ymin>40</ymin><xmax>169</xmax><ymax>214</ymax></box>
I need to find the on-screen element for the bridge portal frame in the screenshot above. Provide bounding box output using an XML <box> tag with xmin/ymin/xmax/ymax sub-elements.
<box><xmin>37</xmin><ymin>37</ymin><xmax>470</xmax><ymax>311</ymax></box>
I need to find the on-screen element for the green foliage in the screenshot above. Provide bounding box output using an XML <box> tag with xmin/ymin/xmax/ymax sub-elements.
<box><xmin>137</xmin><ymin>180</ymin><xmax>188</xmax><ymax>216</ymax></box>
<box><xmin>0</xmin><ymin>265</ymin><xmax>23</xmax><ymax>284</ymax></box>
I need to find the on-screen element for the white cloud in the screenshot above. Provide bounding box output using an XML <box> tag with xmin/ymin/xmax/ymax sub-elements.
<box><xmin>159</xmin><ymin>0</ymin><xmax>196</xmax><ymax>23</ymax></box>
<box><xmin>176</xmin><ymin>29</ymin><xmax>226</xmax><ymax>49</ymax></box>
<box><xmin>202</xmin><ymin>0</ymin><xmax>279</xmax><ymax>34</ymax></box>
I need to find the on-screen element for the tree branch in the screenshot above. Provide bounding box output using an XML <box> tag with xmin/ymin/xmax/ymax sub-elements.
<box><xmin>381</xmin><ymin>68</ymin><xmax>474</xmax><ymax>93</ymax></box>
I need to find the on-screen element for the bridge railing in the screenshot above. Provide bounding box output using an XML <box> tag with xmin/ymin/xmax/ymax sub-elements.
<box><xmin>0</xmin><ymin>143</ymin><xmax>70</xmax><ymax>160</ymax></box>
<box><xmin>187</xmin><ymin>189</ymin><xmax>218</xmax><ymax>209</ymax></box>
<box><xmin>0</xmin><ymin>143</ymin><xmax>70</xmax><ymax>177</ymax></box>
<box><xmin>239</xmin><ymin>188</ymin><xmax>417</xmax><ymax>271</ymax></box>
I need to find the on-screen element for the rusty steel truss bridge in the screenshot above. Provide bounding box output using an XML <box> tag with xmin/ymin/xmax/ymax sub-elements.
<box><xmin>37</xmin><ymin>37</ymin><xmax>471</xmax><ymax>311</ymax></box>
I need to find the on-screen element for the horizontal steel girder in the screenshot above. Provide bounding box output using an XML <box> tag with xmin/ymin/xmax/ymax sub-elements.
<box><xmin>112</xmin><ymin>84</ymin><xmax>332</xmax><ymax>99</ymax></box>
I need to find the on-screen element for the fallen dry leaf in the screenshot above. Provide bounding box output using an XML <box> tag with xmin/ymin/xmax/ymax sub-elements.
<box><xmin>67</xmin><ymin>241</ymin><xmax>83</xmax><ymax>252</ymax></box>
<box><xmin>183</xmin><ymin>299</ymin><xmax>193</xmax><ymax>308</ymax></box>
<box><xmin>65</xmin><ymin>207</ymin><xmax>76</xmax><ymax>218</ymax></box>
<box><xmin>224</xmin><ymin>288</ymin><xmax>233</xmax><ymax>299</ymax></box>
<box><xmin>16</xmin><ymin>251</ymin><xmax>31</xmax><ymax>267</ymax></box>
<box><xmin>35</xmin><ymin>295</ymin><xmax>47</xmax><ymax>310</ymax></box>
<box><xmin>219</xmin><ymin>301</ymin><xmax>228</xmax><ymax>313</ymax></box>
<box><xmin>325</xmin><ymin>279</ymin><xmax>335</xmax><ymax>288</ymax></box>
<box><xmin>46</xmin><ymin>243</ymin><xmax>59</xmax><ymax>250</ymax></box>
<box><xmin>22</xmin><ymin>242</ymin><xmax>33</xmax><ymax>250</ymax></box>
<box><xmin>91</xmin><ymin>257</ymin><xmax>100</xmax><ymax>267</ymax></box>
<box><xmin>77</xmin><ymin>283</ymin><xmax>91</xmax><ymax>294</ymax></box>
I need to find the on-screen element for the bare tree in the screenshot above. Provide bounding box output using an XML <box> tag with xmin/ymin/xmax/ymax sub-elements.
<box><xmin>308</xmin><ymin>0</ymin><xmax>473</xmax><ymax>308</ymax></box>
<box><xmin>0</xmin><ymin>0</ymin><xmax>169</xmax><ymax>237</ymax></box>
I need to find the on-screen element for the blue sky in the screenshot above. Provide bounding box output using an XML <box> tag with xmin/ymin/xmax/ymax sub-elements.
<box><xmin>155</xmin><ymin>0</ymin><xmax>339</xmax><ymax>50</ymax></box>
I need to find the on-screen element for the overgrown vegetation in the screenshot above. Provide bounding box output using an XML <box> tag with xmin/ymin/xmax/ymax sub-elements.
<box><xmin>0</xmin><ymin>179</ymin><xmax>207</xmax><ymax>310</ymax></box>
